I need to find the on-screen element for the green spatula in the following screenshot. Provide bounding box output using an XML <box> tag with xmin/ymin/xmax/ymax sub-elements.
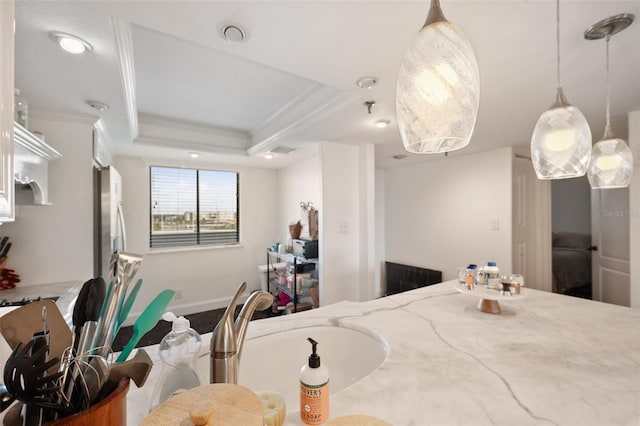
<box><xmin>115</xmin><ymin>278</ymin><xmax>144</xmax><ymax>335</ymax></box>
<box><xmin>116</xmin><ymin>289</ymin><xmax>175</xmax><ymax>362</ymax></box>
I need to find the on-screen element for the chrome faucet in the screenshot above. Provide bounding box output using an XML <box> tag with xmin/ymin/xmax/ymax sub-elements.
<box><xmin>210</xmin><ymin>281</ymin><xmax>273</xmax><ymax>384</ymax></box>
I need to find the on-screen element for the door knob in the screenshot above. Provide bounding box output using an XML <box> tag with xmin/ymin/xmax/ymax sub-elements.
<box><xmin>588</xmin><ymin>246</ymin><xmax>598</xmax><ymax>252</ymax></box>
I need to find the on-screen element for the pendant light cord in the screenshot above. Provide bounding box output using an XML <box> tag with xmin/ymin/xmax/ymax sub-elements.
<box><xmin>556</xmin><ymin>0</ymin><xmax>560</xmax><ymax>88</ymax></box>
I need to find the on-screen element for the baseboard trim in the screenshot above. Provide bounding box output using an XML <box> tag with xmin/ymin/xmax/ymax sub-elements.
<box><xmin>121</xmin><ymin>292</ymin><xmax>251</xmax><ymax>327</ymax></box>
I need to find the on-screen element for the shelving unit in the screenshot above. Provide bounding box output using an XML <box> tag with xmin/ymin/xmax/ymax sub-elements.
<box><xmin>13</xmin><ymin>122</ymin><xmax>62</xmax><ymax>205</ymax></box>
<box><xmin>266</xmin><ymin>250</ymin><xmax>318</xmax><ymax>313</ymax></box>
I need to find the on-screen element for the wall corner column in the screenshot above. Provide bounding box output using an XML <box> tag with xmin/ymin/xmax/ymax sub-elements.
<box><xmin>628</xmin><ymin>110</ymin><xmax>640</xmax><ymax>309</ymax></box>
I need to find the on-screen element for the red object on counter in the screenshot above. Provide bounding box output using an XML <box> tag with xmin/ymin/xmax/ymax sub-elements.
<box><xmin>278</xmin><ymin>292</ymin><xmax>291</xmax><ymax>306</ymax></box>
<box><xmin>0</xmin><ymin>268</ymin><xmax>20</xmax><ymax>290</ymax></box>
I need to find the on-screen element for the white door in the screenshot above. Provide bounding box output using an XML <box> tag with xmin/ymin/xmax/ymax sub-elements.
<box><xmin>512</xmin><ymin>156</ymin><xmax>552</xmax><ymax>291</ymax></box>
<box><xmin>591</xmin><ymin>188</ymin><xmax>631</xmax><ymax>306</ymax></box>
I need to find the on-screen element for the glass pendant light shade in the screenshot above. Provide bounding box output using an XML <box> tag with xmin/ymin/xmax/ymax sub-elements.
<box><xmin>531</xmin><ymin>88</ymin><xmax>592</xmax><ymax>179</ymax></box>
<box><xmin>396</xmin><ymin>1</ymin><xmax>480</xmax><ymax>154</ymax></box>
<box><xmin>531</xmin><ymin>0</ymin><xmax>592</xmax><ymax>179</ymax></box>
<box><xmin>584</xmin><ymin>14</ymin><xmax>635</xmax><ymax>189</ymax></box>
<box><xmin>587</xmin><ymin>137</ymin><xmax>633</xmax><ymax>188</ymax></box>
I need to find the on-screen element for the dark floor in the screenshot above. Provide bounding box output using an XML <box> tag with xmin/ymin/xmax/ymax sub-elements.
<box><xmin>111</xmin><ymin>303</ymin><xmax>280</xmax><ymax>352</ymax></box>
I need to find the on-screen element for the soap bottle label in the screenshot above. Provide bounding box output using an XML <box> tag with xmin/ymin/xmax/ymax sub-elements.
<box><xmin>300</xmin><ymin>380</ymin><xmax>329</xmax><ymax>425</ymax></box>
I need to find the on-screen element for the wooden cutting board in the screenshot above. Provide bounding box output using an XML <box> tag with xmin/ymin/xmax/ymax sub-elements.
<box><xmin>141</xmin><ymin>383</ymin><xmax>263</xmax><ymax>426</ymax></box>
<box><xmin>0</xmin><ymin>300</ymin><xmax>71</xmax><ymax>371</ymax></box>
<box><xmin>326</xmin><ymin>415</ymin><xmax>392</xmax><ymax>425</ymax></box>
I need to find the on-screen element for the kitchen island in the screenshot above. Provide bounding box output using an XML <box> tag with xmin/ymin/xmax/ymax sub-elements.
<box><xmin>129</xmin><ymin>280</ymin><xmax>640</xmax><ymax>425</ymax></box>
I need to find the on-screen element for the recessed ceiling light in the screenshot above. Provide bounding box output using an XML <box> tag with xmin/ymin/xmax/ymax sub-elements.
<box><xmin>356</xmin><ymin>76</ymin><xmax>377</xmax><ymax>89</ymax></box>
<box><xmin>189</xmin><ymin>152</ymin><xmax>200</xmax><ymax>158</ymax></box>
<box><xmin>49</xmin><ymin>32</ymin><xmax>93</xmax><ymax>54</ymax></box>
<box><xmin>85</xmin><ymin>100</ymin><xmax>109</xmax><ymax>111</ymax></box>
<box><xmin>221</xmin><ymin>24</ymin><xmax>246</xmax><ymax>44</ymax></box>
<box><xmin>375</xmin><ymin>119</ymin><xmax>391</xmax><ymax>128</ymax></box>
<box><xmin>264</xmin><ymin>153</ymin><xmax>274</xmax><ymax>160</ymax></box>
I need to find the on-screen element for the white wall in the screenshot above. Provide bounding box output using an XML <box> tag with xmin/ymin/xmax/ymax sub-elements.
<box><xmin>385</xmin><ymin>147</ymin><xmax>513</xmax><ymax>282</ymax></box>
<box><xmin>375</xmin><ymin>169</ymin><xmax>385</xmax><ymax>298</ymax></box>
<box><xmin>629</xmin><ymin>110</ymin><xmax>639</xmax><ymax>309</ymax></box>
<box><xmin>116</xmin><ymin>156</ymin><xmax>279</xmax><ymax>318</ymax></box>
<box><xmin>357</xmin><ymin>144</ymin><xmax>376</xmax><ymax>302</ymax></box>
<box><xmin>276</xmin><ymin>153</ymin><xmax>321</xmax><ymax>244</ymax></box>
<box><xmin>276</xmin><ymin>144</ymin><xmax>377</xmax><ymax>306</ymax></box>
<box><xmin>1</xmin><ymin>113</ymin><xmax>94</xmax><ymax>285</ymax></box>
<box><xmin>552</xmin><ymin>177</ymin><xmax>591</xmax><ymax>234</ymax></box>
<box><xmin>320</xmin><ymin>142</ymin><xmax>361</xmax><ymax>305</ymax></box>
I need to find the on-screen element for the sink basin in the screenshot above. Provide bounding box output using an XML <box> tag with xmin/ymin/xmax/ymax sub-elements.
<box><xmin>231</xmin><ymin>326</ymin><xmax>387</xmax><ymax>410</ymax></box>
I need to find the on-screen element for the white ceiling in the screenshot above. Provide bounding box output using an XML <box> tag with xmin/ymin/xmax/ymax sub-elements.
<box><xmin>14</xmin><ymin>1</ymin><xmax>640</xmax><ymax>170</ymax></box>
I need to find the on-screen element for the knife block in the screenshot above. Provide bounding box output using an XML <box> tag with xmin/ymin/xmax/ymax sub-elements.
<box><xmin>3</xmin><ymin>379</ymin><xmax>130</xmax><ymax>426</ymax></box>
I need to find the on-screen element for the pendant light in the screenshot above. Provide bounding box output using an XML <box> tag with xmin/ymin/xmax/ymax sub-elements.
<box><xmin>585</xmin><ymin>14</ymin><xmax>634</xmax><ymax>189</ymax></box>
<box><xmin>530</xmin><ymin>0</ymin><xmax>592</xmax><ymax>179</ymax></box>
<box><xmin>396</xmin><ymin>0</ymin><xmax>480</xmax><ymax>154</ymax></box>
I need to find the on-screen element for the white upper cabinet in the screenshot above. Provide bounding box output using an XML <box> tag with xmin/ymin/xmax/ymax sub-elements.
<box><xmin>14</xmin><ymin>122</ymin><xmax>62</xmax><ymax>206</ymax></box>
<box><xmin>0</xmin><ymin>0</ymin><xmax>15</xmax><ymax>222</ymax></box>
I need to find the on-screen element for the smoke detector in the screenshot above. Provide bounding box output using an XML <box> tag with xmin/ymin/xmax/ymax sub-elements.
<box><xmin>357</xmin><ymin>76</ymin><xmax>377</xmax><ymax>89</ymax></box>
<box><xmin>85</xmin><ymin>100</ymin><xmax>109</xmax><ymax>111</ymax></box>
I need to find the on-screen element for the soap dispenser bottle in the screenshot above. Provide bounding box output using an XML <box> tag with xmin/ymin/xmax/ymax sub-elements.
<box><xmin>149</xmin><ymin>312</ymin><xmax>202</xmax><ymax>410</ymax></box>
<box><xmin>300</xmin><ymin>338</ymin><xmax>329</xmax><ymax>425</ymax></box>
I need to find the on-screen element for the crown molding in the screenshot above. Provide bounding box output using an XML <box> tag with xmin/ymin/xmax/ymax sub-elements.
<box><xmin>254</xmin><ymin>82</ymin><xmax>323</xmax><ymax>133</ymax></box>
<box><xmin>30</xmin><ymin>108</ymin><xmax>99</xmax><ymax>125</ymax></box>
<box><xmin>136</xmin><ymin>113</ymin><xmax>250</xmax><ymax>156</ymax></box>
<box><xmin>93</xmin><ymin>119</ymin><xmax>115</xmax><ymax>167</ymax></box>
<box><xmin>138</xmin><ymin>113</ymin><xmax>249</xmax><ymax>139</ymax></box>
<box><xmin>14</xmin><ymin>122</ymin><xmax>62</xmax><ymax>161</ymax></box>
<box><xmin>135</xmin><ymin>135</ymin><xmax>248</xmax><ymax>157</ymax></box>
<box><xmin>248</xmin><ymin>87</ymin><xmax>357</xmax><ymax>156</ymax></box>
<box><xmin>111</xmin><ymin>17</ymin><xmax>138</xmax><ymax>140</ymax></box>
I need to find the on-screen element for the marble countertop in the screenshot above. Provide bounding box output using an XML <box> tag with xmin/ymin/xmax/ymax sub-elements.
<box><xmin>129</xmin><ymin>281</ymin><xmax>640</xmax><ymax>425</ymax></box>
<box><xmin>0</xmin><ymin>281</ymin><xmax>82</xmax><ymax>325</ymax></box>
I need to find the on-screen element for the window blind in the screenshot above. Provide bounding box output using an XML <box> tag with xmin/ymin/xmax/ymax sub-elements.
<box><xmin>150</xmin><ymin>166</ymin><xmax>239</xmax><ymax>248</ymax></box>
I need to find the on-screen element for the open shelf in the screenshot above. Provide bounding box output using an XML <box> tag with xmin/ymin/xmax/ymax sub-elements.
<box><xmin>266</xmin><ymin>249</ymin><xmax>318</xmax><ymax>313</ymax></box>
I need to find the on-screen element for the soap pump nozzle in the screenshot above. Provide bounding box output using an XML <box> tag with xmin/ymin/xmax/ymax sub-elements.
<box><xmin>162</xmin><ymin>311</ymin><xmax>190</xmax><ymax>333</ymax></box>
<box><xmin>307</xmin><ymin>337</ymin><xmax>320</xmax><ymax>368</ymax></box>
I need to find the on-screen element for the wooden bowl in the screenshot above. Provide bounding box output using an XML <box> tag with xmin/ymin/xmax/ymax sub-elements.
<box><xmin>3</xmin><ymin>379</ymin><xmax>130</xmax><ymax>426</ymax></box>
<box><xmin>141</xmin><ymin>383</ymin><xmax>263</xmax><ymax>426</ymax></box>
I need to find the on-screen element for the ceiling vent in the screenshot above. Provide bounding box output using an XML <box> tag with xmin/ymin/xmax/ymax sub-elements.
<box><xmin>270</xmin><ymin>146</ymin><xmax>295</xmax><ymax>155</ymax></box>
<box><xmin>221</xmin><ymin>24</ymin><xmax>247</xmax><ymax>44</ymax></box>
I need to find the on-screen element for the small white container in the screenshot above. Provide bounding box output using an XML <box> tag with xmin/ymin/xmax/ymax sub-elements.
<box><xmin>483</xmin><ymin>262</ymin><xmax>500</xmax><ymax>288</ymax></box>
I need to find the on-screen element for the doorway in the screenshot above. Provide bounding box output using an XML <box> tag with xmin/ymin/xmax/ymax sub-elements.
<box><xmin>551</xmin><ymin>177</ymin><xmax>593</xmax><ymax>299</ymax></box>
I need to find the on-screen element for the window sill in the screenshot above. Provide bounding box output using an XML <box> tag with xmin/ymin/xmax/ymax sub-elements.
<box><xmin>147</xmin><ymin>243</ymin><xmax>244</xmax><ymax>255</ymax></box>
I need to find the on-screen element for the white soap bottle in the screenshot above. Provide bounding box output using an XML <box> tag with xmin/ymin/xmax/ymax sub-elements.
<box><xmin>300</xmin><ymin>338</ymin><xmax>329</xmax><ymax>425</ymax></box>
<box><xmin>149</xmin><ymin>312</ymin><xmax>202</xmax><ymax>410</ymax></box>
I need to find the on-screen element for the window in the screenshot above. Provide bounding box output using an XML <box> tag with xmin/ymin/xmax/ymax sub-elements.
<box><xmin>150</xmin><ymin>166</ymin><xmax>239</xmax><ymax>248</ymax></box>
